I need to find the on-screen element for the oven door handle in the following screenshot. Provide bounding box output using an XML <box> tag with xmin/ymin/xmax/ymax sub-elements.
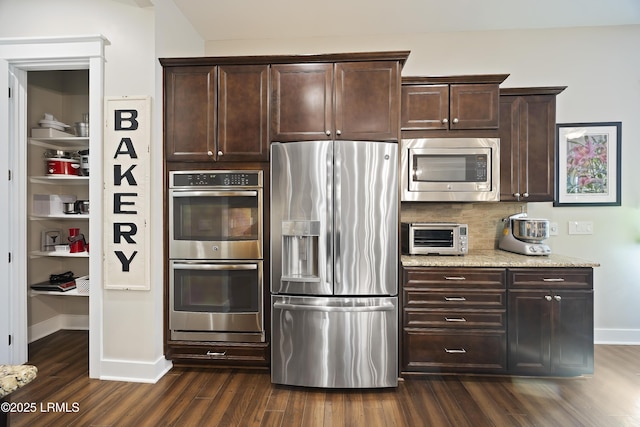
<box><xmin>170</xmin><ymin>190</ymin><xmax>258</xmax><ymax>198</ymax></box>
<box><xmin>172</xmin><ymin>263</ymin><xmax>257</xmax><ymax>271</ymax></box>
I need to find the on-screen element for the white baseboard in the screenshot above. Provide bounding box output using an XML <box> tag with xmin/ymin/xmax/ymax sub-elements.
<box><xmin>594</xmin><ymin>328</ymin><xmax>640</xmax><ymax>345</ymax></box>
<box><xmin>99</xmin><ymin>356</ymin><xmax>173</xmax><ymax>383</ymax></box>
<box><xmin>28</xmin><ymin>314</ymin><xmax>89</xmax><ymax>343</ymax></box>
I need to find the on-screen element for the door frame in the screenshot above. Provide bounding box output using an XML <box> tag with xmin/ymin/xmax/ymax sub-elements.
<box><xmin>0</xmin><ymin>36</ymin><xmax>107</xmax><ymax>378</ymax></box>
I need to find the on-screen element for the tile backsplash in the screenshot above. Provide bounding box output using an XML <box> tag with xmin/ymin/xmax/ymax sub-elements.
<box><xmin>401</xmin><ymin>202</ymin><xmax>526</xmax><ymax>251</ymax></box>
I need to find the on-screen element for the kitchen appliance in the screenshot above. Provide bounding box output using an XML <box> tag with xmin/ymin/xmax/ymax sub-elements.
<box><xmin>499</xmin><ymin>213</ymin><xmax>551</xmax><ymax>256</ymax></box>
<box><xmin>400</xmin><ymin>137</ymin><xmax>500</xmax><ymax>202</ymax></box>
<box><xmin>68</xmin><ymin>227</ymin><xmax>86</xmax><ymax>253</ymax></box>
<box><xmin>169</xmin><ymin>260</ymin><xmax>264</xmax><ymax>342</ymax></box>
<box><xmin>271</xmin><ymin>140</ymin><xmax>398</xmax><ymax>389</ymax></box>
<box><xmin>79</xmin><ymin>149</ymin><xmax>89</xmax><ymax>176</ymax></box>
<box><xmin>401</xmin><ymin>222</ymin><xmax>468</xmax><ymax>255</ymax></box>
<box><xmin>168</xmin><ymin>170</ymin><xmax>265</xmax><ymax>342</ymax></box>
<box><xmin>169</xmin><ymin>170</ymin><xmax>262</xmax><ymax>260</ymax></box>
<box><xmin>46</xmin><ymin>157</ymin><xmax>80</xmax><ymax>175</ymax></box>
<box><xmin>41</xmin><ymin>229</ymin><xmax>62</xmax><ymax>252</ymax></box>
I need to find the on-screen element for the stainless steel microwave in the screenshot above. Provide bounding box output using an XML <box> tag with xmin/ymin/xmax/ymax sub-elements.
<box><xmin>400</xmin><ymin>138</ymin><xmax>500</xmax><ymax>202</ymax></box>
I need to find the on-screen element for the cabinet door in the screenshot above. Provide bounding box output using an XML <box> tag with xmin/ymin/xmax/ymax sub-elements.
<box><xmin>164</xmin><ymin>66</ymin><xmax>217</xmax><ymax>161</ymax></box>
<box><xmin>335</xmin><ymin>61</ymin><xmax>400</xmax><ymax>141</ymax></box>
<box><xmin>499</xmin><ymin>94</ymin><xmax>557</xmax><ymax>202</ymax></box>
<box><xmin>270</xmin><ymin>63</ymin><xmax>332</xmax><ymax>142</ymax></box>
<box><xmin>449</xmin><ymin>83</ymin><xmax>500</xmax><ymax>130</ymax></box>
<box><xmin>552</xmin><ymin>290</ymin><xmax>594</xmax><ymax>375</ymax></box>
<box><xmin>218</xmin><ymin>65</ymin><xmax>270</xmax><ymax>161</ymax></box>
<box><xmin>508</xmin><ymin>289</ymin><xmax>552</xmax><ymax>375</ymax></box>
<box><xmin>401</xmin><ymin>84</ymin><xmax>449</xmax><ymax>130</ymax></box>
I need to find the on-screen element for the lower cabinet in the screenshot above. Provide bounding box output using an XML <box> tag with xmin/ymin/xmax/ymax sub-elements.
<box><xmin>402</xmin><ymin>267</ymin><xmax>508</xmax><ymax>374</ymax></box>
<box><xmin>508</xmin><ymin>268</ymin><xmax>594</xmax><ymax>376</ymax></box>
<box><xmin>166</xmin><ymin>342</ymin><xmax>269</xmax><ymax>368</ymax></box>
<box><xmin>401</xmin><ymin>266</ymin><xmax>594</xmax><ymax>377</ymax></box>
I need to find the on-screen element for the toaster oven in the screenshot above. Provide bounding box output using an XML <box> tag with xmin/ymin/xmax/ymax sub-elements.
<box><xmin>401</xmin><ymin>222</ymin><xmax>468</xmax><ymax>255</ymax></box>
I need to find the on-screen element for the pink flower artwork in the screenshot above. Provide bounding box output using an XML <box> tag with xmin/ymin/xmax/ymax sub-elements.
<box><xmin>565</xmin><ymin>133</ymin><xmax>609</xmax><ymax>194</ymax></box>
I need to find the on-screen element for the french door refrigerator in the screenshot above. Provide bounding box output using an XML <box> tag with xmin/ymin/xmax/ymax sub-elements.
<box><xmin>270</xmin><ymin>140</ymin><xmax>398</xmax><ymax>388</ymax></box>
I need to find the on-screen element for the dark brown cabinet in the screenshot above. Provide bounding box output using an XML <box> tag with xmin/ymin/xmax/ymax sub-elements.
<box><xmin>401</xmin><ymin>75</ymin><xmax>509</xmax><ymax>133</ymax></box>
<box><xmin>507</xmin><ymin>268</ymin><xmax>594</xmax><ymax>376</ymax></box>
<box><xmin>402</xmin><ymin>267</ymin><xmax>507</xmax><ymax>374</ymax></box>
<box><xmin>498</xmin><ymin>87</ymin><xmax>566</xmax><ymax>202</ymax></box>
<box><xmin>271</xmin><ymin>60</ymin><xmax>402</xmax><ymax>142</ymax></box>
<box><xmin>162</xmin><ymin>62</ymin><xmax>269</xmax><ymax>162</ymax></box>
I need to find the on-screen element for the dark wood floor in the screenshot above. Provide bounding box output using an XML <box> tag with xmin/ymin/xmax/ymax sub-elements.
<box><xmin>6</xmin><ymin>330</ymin><xmax>640</xmax><ymax>426</ymax></box>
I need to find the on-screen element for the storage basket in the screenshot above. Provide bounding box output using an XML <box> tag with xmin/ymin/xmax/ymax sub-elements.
<box><xmin>76</xmin><ymin>275</ymin><xmax>89</xmax><ymax>294</ymax></box>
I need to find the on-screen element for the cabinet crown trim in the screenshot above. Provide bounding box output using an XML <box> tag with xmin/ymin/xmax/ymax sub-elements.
<box><xmin>402</xmin><ymin>74</ymin><xmax>510</xmax><ymax>85</ymax></box>
<box><xmin>500</xmin><ymin>86</ymin><xmax>567</xmax><ymax>96</ymax></box>
<box><xmin>160</xmin><ymin>51</ymin><xmax>411</xmax><ymax>67</ymax></box>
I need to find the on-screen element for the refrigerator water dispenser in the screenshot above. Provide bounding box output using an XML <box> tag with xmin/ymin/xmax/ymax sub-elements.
<box><xmin>281</xmin><ymin>220</ymin><xmax>320</xmax><ymax>281</ymax></box>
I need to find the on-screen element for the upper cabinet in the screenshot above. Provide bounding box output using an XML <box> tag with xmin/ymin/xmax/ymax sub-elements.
<box><xmin>401</xmin><ymin>75</ymin><xmax>509</xmax><ymax>134</ymax></box>
<box><xmin>270</xmin><ymin>52</ymin><xmax>408</xmax><ymax>142</ymax></box>
<box><xmin>499</xmin><ymin>87</ymin><xmax>566</xmax><ymax>202</ymax></box>
<box><xmin>161</xmin><ymin>61</ymin><xmax>269</xmax><ymax>162</ymax></box>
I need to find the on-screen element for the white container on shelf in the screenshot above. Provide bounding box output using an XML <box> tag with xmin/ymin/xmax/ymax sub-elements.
<box><xmin>33</xmin><ymin>194</ymin><xmax>76</xmax><ymax>215</ymax></box>
<box><xmin>75</xmin><ymin>275</ymin><xmax>89</xmax><ymax>294</ymax></box>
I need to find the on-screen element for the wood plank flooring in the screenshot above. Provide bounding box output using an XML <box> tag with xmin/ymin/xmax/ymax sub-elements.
<box><xmin>6</xmin><ymin>330</ymin><xmax>640</xmax><ymax>426</ymax></box>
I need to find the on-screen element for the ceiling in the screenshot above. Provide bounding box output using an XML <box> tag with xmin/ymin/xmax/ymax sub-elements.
<box><xmin>171</xmin><ymin>0</ymin><xmax>640</xmax><ymax>41</ymax></box>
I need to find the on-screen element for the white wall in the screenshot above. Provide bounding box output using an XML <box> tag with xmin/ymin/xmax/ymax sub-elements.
<box><xmin>205</xmin><ymin>25</ymin><xmax>640</xmax><ymax>344</ymax></box>
<box><xmin>0</xmin><ymin>0</ymin><xmax>200</xmax><ymax>381</ymax></box>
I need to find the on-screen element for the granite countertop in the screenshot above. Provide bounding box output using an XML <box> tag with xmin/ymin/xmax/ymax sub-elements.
<box><xmin>0</xmin><ymin>364</ymin><xmax>38</xmax><ymax>398</ymax></box>
<box><xmin>401</xmin><ymin>249</ymin><xmax>600</xmax><ymax>268</ymax></box>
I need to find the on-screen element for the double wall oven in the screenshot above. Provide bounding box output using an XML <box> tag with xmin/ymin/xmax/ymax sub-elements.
<box><xmin>168</xmin><ymin>170</ymin><xmax>265</xmax><ymax>343</ymax></box>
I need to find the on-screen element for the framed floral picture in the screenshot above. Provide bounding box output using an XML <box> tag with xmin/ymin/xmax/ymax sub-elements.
<box><xmin>554</xmin><ymin>122</ymin><xmax>621</xmax><ymax>206</ymax></box>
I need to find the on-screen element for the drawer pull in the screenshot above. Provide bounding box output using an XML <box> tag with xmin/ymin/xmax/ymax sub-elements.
<box><xmin>542</xmin><ymin>278</ymin><xmax>565</xmax><ymax>282</ymax></box>
<box><xmin>206</xmin><ymin>351</ymin><xmax>226</xmax><ymax>357</ymax></box>
<box><xmin>444</xmin><ymin>296</ymin><xmax>466</xmax><ymax>301</ymax></box>
<box><xmin>444</xmin><ymin>276</ymin><xmax>466</xmax><ymax>281</ymax></box>
<box><xmin>445</xmin><ymin>317</ymin><xmax>467</xmax><ymax>322</ymax></box>
<box><xmin>444</xmin><ymin>348</ymin><xmax>467</xmax><ymax>354</ymax></box>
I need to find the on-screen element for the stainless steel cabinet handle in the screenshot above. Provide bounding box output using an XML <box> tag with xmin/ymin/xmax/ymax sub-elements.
<box><xmin>523</xmin><ymin>192</ymin><xmax>529</xmax><ymax>198</ymax></box>
<box><xmin>554</xmin><ymin>295</ymin><xmax>562</xmax><ymax>302</ymax></box>
<box><xmin>207</xmin><ymin>150</ymin><xmax>213</xmax><ymax>156</ymax></box>
<box><xmin>545</xmin><ymin>295</ymin><xmax>553</xmax><ymax>301</ymax></box>
<box><xmin>543</xmin><ymin>278</ymin><xmax>565</xmax><ymax>282</ymax></box>
<box><xmin>442</xmin><ymin>118</ymin><xmax>449</xmax><ymax>124</ymax></box>
<box><xmin>217</xmin><ymin>150</ymin><xmax>223</xmax><ymax>156</ymax></box>
<box><xmin>445</xmin><ymin>317</ymin><xmax>467</xmax><ymax>322</ymax></box>
<box><xmin>444</xmin><ymin>296</ymin><xmax>466</xmax><ymax>301</ymax></box>
<box><xmin>444</xmin><ymin>348</ymin><xmax>466</xmax><ymax>354</ymax></box>
<box><xmin>206</xmin><ymin>351</ymin><xmax>226</xmax><ymax>357</ymax></box>
<box><xmin>514</xmin><ymin>192</ymin><xmax>521</xmax><ymax>198</ymax></box>
<box><xmin>336</xmin><ymin>129</ymin><xmax>342</xmax><ymax>136</ymax></box>
<box><xmin>325</xmin><ymin>130</ymin><xmax>331</xmax><ymax>136</ymax></box>
<box><xmin>273</xmin><ymin>301</ymin><xmax>395</xmax><ymax>312</ymax></box>
<box><xmin>444</xmin><ymin>276</ymin><xmax>466</xmax><ymax>281</ymax></box>
<box><xmin>452</xmin><ymin>118</ymin><xmax>459</xmax><ymax>124</ymax></box>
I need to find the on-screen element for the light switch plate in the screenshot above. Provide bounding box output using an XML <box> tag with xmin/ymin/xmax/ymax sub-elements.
<box><xmin>568</xmin><ymin>221</ymin><xmax>594</xmax><ymax>235</ymax></box>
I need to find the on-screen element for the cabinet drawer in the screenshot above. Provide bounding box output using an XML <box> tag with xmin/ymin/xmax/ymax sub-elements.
<box><xmin>167</xmin><ymin>342</ymin><xmax>269</xmax><ymax>367</ymax></box>
<box><xmin>508</xmin><ymin>268</ymin><xmax>593</xmax><ymax>290</ymax></box>
<box><xmin>405</xmin><ymin>309</ymin><xmax>505</xmax><ymax>329</ymax></box>
<box><xmin>404</xmin><ymin>289</ymin><xmax>506</xmax><ymax>309</ymax></box>
<box><xmin>403</xmin><ymin>329</ymin><xmax>507</xmax><ymax>373</ymax></box>
<box><xmin>403</xmin><ymin>267</ymin><xmax>506</xmax><ymax>290</ymax></box>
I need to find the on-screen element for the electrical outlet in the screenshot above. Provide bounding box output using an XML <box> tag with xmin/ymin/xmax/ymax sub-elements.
<box><xmin>568</xmin><ymin>221</ymin><xmax>594</xmax><ymax>235</ymax></box>
<box><xmin>549</xmin><ymin>222</ymin><xmax>559</xmax><ymax>236</ymax></box>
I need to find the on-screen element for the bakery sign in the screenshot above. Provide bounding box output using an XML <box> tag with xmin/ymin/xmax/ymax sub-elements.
<box><xmin>104</xmin><ymin>96</ymin><xmax>151</xmax><ymax>290</ymax></box>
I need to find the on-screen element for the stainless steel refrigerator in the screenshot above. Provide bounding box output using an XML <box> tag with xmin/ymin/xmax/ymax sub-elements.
<box><xmin>270</xmin><ymin>140</ymin><xmax>398</xmax><ymax>389</ymax></box>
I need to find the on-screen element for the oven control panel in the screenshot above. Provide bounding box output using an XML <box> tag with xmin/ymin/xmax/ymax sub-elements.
<box><xmin>171</xmin><ymin>171</ymin><xmax>262</xmax><ymax>187</ymax></box>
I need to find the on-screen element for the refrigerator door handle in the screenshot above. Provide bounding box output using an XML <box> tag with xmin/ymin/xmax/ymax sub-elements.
<box><xmin>273</xmin><ymin>301</ymin><xmax>395</xmax><ymax>313</ymax></box>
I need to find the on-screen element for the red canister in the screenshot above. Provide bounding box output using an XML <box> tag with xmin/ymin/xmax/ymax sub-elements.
<box><xmin>46</xmin><ymin>158</ymin><xmax>80</xmax><ymax>175</ymax></box>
